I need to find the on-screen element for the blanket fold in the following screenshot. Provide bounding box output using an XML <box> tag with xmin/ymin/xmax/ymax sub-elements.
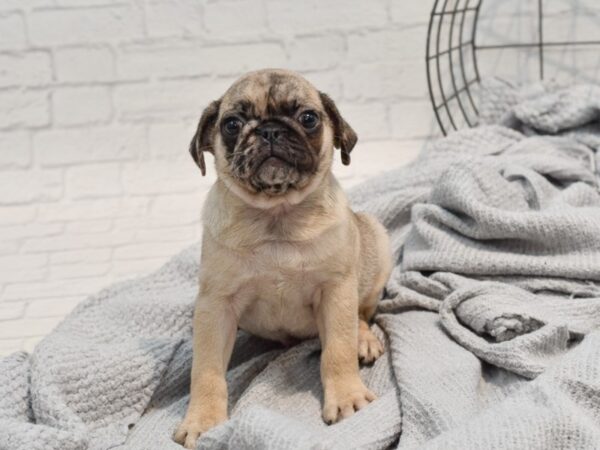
<box><xmin>2</xmin><ymin>80</ymin><xmax>600</xmax><ymax>449</ymax></box>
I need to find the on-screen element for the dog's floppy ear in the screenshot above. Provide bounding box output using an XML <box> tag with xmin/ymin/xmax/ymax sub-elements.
<box><xmin>190</xmin><ymin>100</ymin><xmax>221</xmax><ymax>176</ymax></box>
<box><xmin>319</xmin><ymin>92</ymin><xmax>358</xmax><ymax>165</ymax></box>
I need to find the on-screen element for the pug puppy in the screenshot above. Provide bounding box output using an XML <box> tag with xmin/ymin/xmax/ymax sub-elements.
<box><xmin>174</xmin><ymin>69</ymin><xmax>392</xmax><ymax>449</ymax></box>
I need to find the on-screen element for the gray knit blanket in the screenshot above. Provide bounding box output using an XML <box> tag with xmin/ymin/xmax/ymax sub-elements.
<box><xmin>2</xmin><ymin>81</ymin><xmax>600</xmax><ymax>450</ymax></box>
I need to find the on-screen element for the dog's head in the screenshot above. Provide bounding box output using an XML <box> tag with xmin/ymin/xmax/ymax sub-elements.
<box><xmin>189</xmin><ymin>69</ymin><xmax>357</xmax><ymax>207</ymax></box>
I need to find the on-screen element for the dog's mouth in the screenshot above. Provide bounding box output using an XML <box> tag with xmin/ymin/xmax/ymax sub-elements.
<box><xmin>257</xmin><ymin>153</ymin><xmax>293</xmax><ymax>170</ymax></box>
<box><xmin>229</xmin><ymin>131</ymin><xmax>318</xmax><ymax>195</ymax></box>
<box><xmin>247</xmin><ymin>152</ymin><xmax>299</xmax><ymax>194</ymax></box>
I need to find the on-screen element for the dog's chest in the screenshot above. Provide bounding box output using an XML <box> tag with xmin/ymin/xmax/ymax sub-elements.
<box><xmin>231</xmin><ymin>242</ymin><xmax>331</xmax><ymax>342</ymax></box>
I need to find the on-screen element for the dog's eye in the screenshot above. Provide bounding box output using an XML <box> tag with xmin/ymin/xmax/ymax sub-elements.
<box><xmin>223</xmin><ymin>118</ymin><xmax>242</xmax><ymax>136</ymax></box>
<box><xmin>299</xmin><ymin>111</ymin><xmax>319</xmax><ymax>130</ymax></box>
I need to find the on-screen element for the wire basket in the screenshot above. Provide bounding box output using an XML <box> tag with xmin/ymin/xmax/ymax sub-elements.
<box><xmin>426</xmin><ymin>0</ymin><xmax>600</xmax><ymax>135</ymax></box>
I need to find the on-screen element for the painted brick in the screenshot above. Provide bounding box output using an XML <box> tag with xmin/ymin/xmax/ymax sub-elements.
<box><xmin>0</xmin><ymin>205</ymin><xmax>37</xmax><ymax>226</ymax></box>
<box><xmin>336</xmin><ymin>102</ymin><xmax>389</xmax><ymax>140</ymax></box>
<box><xmin>65</xmin><ymin>220</ymin><xmax>112</xmax><ymax>234</ymax></box>
<box><xmin>0</xmin><ymin>169</ymin><xmax>63</xmax><ymax>205</ymax></box>
<box><xmin>0</xmin><ymin>266</ymin><xmax>46</xmax><ymax>283</ymax></box>
<box><xmin>114</xmin><ymin>78</ymin><xmax>233</xmax><ymax>121</ymax></box>
<box><xmin>342</xmin><ymin>61</ymin><xmax>425</xmax><ymax>101</ymax></box>
<box><xmin>25</xmin><ymin>296</ymin><xmax>83</xmax><ymax>319</ymax></box>
<box><xmin>37</xmin><ymin>198</ymin><xmax>148</xmax><ymax>222</ymax></box>
<box><xmin>135</xmin><ymin>226</ymin><xmax>198</xmax><ymax>243</ymax></box>
<box><xmin>0</xmin><ymin>302</ymin><xmax>26</xmax><ymax>321</ymax></box>
<box><xmin>347</xmin><ymin>27</ymin><xmax>426</xmax><ymax>65</ymax></box>
<box><xmin>115</xmin><ymin>214</ymin><xmax>201</xmax><ymax>231</ymax></box>
<box><xmin>0</xmin><ymin>52</ymin><xmax>52</xmax><ymax>88</ymax></box>
<box><xmin>302</xmin><ymin>71</ymin><xmax>343</xmax><ymax>99</ymax></box>
<box><xmin>0</xmin><ymin>223</ymin><xmax>63</xmax><ymax>241</ymax></box>
<box><xmin>2</xmin><ymin>277</ymin><xmax>109</xmax><ymax>300</ymax></box>
<box><xmin>53</xmin><ymin>87</ymin><xmax>112</xmax><ymax>126</ymax></box>
<box><xmin>0</xmin><ymin>0</ymin><xmax>54</xmax><ymax>11</ymax></box>
<box><xmin>28</xmin><ymin>5</ymin><xmax>144</xmax><ymax>46</ymax></box>
<box><xmin>50</xmin><ymin>249</ymin><xmax>112</xmax><ymax>265</ymax></box>
<box><xmin>143</xmin><ymin>213</ymin><xmax>203</xmax><ymax>229</ymax></box>
<box><xmin>121</xmin><ymin>160</ymin><xmax>205</xmax><ymax>195</ymax></box>
<box><xmin>66</xmin><ymin>163</ymin><xmax>122</xmax><ymax>199</ymax></box>
<box><xmin>0</xmin><ymin>317</ymin><xmax>62</xmax><ymax>339</ymax></box>
<box><xmin>390</xmin><ymin>100</ymin><xmax>438</xmax><ymax>139</ymax></box>
<box><xmin>203</xmin><ymin>0</ymin><xmax>268</xmax><ymax>40</ymax></box>
<box><xmin>35</xmin><ymin>125</ymin><xmax>145</xmax><ymax>166</ymax></box>
<box><xmin>0</xmin><ymin>339</ymin><xmax>23</xmax><ymax>357</ymax></box>
<box><xmin>0</xmin><ymin>131</ymin><xmax>31</xmax><ymax>169</ymax></box>
<box><xmin>0</xmin><ymin>254</ymin><xmax>46</xmax><ymax>270</ymax></box>
<box><xmin>287</xmin><ymin>35</ymin><xmax>345</xmax><ymax>71</ymax></box>
<box><xmin>113</xmin><ymin>242</ymin><xmax>189</xmax><ymax>260</ymax></box>
<box><xmin>0</xmin><ymin>89</ymin><xmax>49</xmax><ymax>129</ymax></box>
<box><xmin>49</xmin><ymin>262</ymin><xmax>111</xmax><ymax>280</ymax></box>
<box><xmin>125</xmin><ymin>193</ymin><xmax>207</xmax><ymax>229</ymax></box>
<box><xmin>266</xmin><ymin>0</ymin><xmax>387</xmax><ymax>34</ymax></box>
<box><xmin>55</xmin><ymin>0</ymin><xmax>125</xmax><ymax>6</ymax></box>
<box><xmin>109</xmin><ymin>257</ymin><xmax>169</xmax><ymax>279</ymax></box>
<box><xmin>118</xmin><ymin>41</ymin><xmax>285</xmax><ymax>80</ymax></box>
<box><xmin>334</xmin><ymin>139</ymin><xmax>423</xmax><ymax>187</ymax></box>
<box><xmin>54</xmin><ymin>46</ymin><xmax>115</xmax><ymax>82</ymax></box>
<box><xmin>145</xmin><ymin>0</ymin><xmax>204</xmax><ymax>37</ymax></box>
<box><xmin>0</xmin><ymin>12</ymin><xmax>26</xmax><ymax>51</ymax></box>
<box><xmin>0</xmin><ymin>241</ymin><xmax>19</xmax><ymax>256</ymax></box>
<box><xmin>22</xmin><ymin>230</ymin><xmax>137</xmax><ymax>253</ymax></box>
<box><xmin>179</xmin><ymin>42</ymin><xmax>286</xmax><ymax>76</ymax></box>
<box><xmin>117</xmin><ymin>41</ymin><xmax>212</xmax><ymax>80</ymax></box>
<box><xmin>147</xmin><ymin>123</ymin><xmax>194</xmax><ymax>159</ymax></box>
<box><xmin>390</xmin><ymin>1</ymin><xmax>435</xmax><ymax>25</ymax></box>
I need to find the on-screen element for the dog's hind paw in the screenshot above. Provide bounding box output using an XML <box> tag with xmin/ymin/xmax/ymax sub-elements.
<box><xmin>358</xmin><ymin>326</ymin><xmax>384</xmax><ymax>364</ymax></box>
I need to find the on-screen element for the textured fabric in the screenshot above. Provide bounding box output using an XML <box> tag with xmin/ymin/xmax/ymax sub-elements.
<box><xmin>2</xmin><ymin>82</ymin><xmax>600</xmax><ymax>450</ymax></box>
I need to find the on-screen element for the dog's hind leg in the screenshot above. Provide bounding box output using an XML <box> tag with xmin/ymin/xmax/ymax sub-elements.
<box><xmin>354</xmin><ymin>212</ymin><xmax>391</xmax><ymax>365</ymax></box>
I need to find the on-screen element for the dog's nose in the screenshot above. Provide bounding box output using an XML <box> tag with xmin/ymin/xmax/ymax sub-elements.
<box><xmin>256</xmin><ymin>123</ymin><xmax>285</xmax><ymax>143</ymax></box>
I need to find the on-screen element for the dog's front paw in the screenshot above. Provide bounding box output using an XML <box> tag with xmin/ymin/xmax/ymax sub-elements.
<box><xmin>173</xmin><ymin>412</ymin><xmax>227</xmax><ymax>449</ymax></box>
<box><xmin>322</xmin><ymin>378</ymin><xmax>376</xmax><ymax>424</ymax></box>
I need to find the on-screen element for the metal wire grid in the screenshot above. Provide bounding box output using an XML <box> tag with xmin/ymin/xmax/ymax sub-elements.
<box><xmin>426</xmin><ymin>0</ymin><xmax>600</xmax><ymax>135</ymax></box>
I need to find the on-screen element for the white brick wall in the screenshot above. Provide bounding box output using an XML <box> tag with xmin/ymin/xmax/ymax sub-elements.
<box><xmin>0</xmin><ymin>0</ymin><xmax>444</xmax><ymax>356</ymax></box>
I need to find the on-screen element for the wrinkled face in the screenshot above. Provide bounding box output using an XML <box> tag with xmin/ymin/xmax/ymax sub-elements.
<box><xmin>218</xmin><ymin>74</ymin><xmax>325</xmax><ymax>195</ymax></box>
<box><xmin>190</xmin><ymin>69</ymin><xmax>357</xmax><ymax>204</ymax></box>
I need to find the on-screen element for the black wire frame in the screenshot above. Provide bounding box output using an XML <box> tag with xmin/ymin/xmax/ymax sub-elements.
<box><xmin>426</xmin><ymin>0</ymin><xmax>600</xmax><ymax>135</ymax></box>
<box><xmin>426</xmin><ymin>0</ymin><xmax>483</xmax><ymax>135</ymax></box>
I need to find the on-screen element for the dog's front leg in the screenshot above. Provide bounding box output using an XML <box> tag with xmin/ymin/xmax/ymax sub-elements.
<box><xmin>174</xmin><ymin>293</ymin><xmax>237</xmax><ymax>449</ymax></box>
<box><xmin>317</xmin><ymin>276</ymin><xmax>376</xmax><ymax>424</ymax></box>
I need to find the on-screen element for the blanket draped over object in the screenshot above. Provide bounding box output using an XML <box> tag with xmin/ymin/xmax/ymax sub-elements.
<box><xmin>2</xmin><ymin>81</ymin><xmax>600</xmax><ymax>450</ymax></box>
